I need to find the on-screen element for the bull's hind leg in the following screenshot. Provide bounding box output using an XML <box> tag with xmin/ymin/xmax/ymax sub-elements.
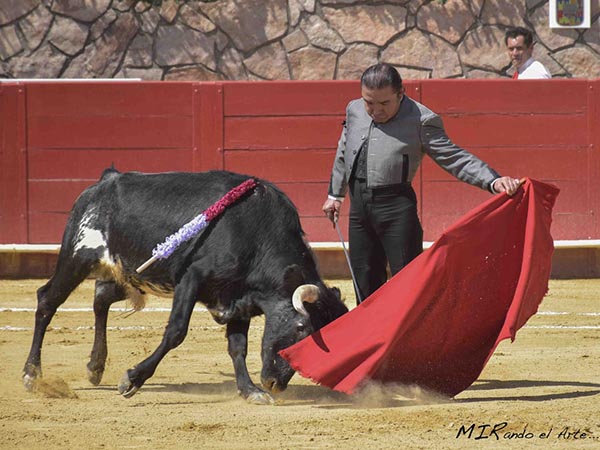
<box><xmin>87</xmin><ymin>280</ymin><xmax>127</xmax><ymax>385</ymax></box>
<box><xmin>23</xmin><ymin>253</ymin><xmax>93</xmax><ymax>391</ymax></box>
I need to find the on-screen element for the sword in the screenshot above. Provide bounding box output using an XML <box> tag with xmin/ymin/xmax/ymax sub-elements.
<box><xmin>334</xmin><ymin>218</ymin><xmax>363</xmax><ymax>304</ymax></box>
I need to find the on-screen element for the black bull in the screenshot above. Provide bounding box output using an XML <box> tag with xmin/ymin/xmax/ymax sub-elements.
<box><xmin>23</xmin><ymin>169</ymin><xmax>348</xmax><ymax>404</ymax></box>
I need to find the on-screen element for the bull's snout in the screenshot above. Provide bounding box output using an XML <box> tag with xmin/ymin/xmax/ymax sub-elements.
<box><xmin>261</xmin><ymin>377</ymin><xmax>287</xmax><ymax>393</ymax></box>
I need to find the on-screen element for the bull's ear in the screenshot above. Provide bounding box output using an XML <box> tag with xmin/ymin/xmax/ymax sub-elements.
<box><xmin>282</xmin><ymin>264</ymin><xmax>305</xmax><ymax>296</ymax></box>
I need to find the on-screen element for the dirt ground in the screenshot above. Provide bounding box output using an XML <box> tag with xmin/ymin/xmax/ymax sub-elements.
<box><xmin>0</xmin><ymin>278</ymin><xmax>599</xmax><ymax>450</ymax></box>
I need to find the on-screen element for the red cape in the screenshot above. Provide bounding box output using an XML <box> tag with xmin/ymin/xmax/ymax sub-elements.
<box><xmin>281</xmin><ymin>178</ymin><xmax>559</xmax><ymax>397</ymax></box>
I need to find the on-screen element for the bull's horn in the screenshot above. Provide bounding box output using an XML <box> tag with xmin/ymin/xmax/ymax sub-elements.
<box><xmin>292</xmin><ymin>284</ymin><xmax>320</xmax><ymax>316</ymax></box>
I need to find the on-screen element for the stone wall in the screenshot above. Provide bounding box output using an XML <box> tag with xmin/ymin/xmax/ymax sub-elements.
<box><xmin>1</xmin><ymin>0</ymin><xmax>599</xmax><ymax>81</ymax></box>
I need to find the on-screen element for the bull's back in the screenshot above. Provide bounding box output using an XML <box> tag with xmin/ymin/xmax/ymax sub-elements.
<box><xmin>86</xmin><ymin>170</ymin><xmax>307</xmax><ymax>277</ymax></box>
<box><xmin>103</xmin><ymin>170</ymin><xmax>300</xmax><ymax>241</ymax></box>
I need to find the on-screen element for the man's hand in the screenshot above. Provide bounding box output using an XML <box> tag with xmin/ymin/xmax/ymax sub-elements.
<box><xmin>323</xmin><ymin>198</ymin><xmax>342</xmax><ymax>225</ymax></box>
<box><xmin>493</xmin><ymin>177</ymin><xmax>523</xmax><ymax>196</ymax></box>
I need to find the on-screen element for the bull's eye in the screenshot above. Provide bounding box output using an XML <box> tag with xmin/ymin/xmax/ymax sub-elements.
<box><xmin>296</xmin><ymin>322</ymin><xmax>305</xmax><ymax>333</ymax></box>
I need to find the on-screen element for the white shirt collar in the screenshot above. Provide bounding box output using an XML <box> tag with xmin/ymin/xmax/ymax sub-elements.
<box><xmin>518</xmin><ymin>57</ymin><xmax>535</xmax><ymax>74</ymax></box>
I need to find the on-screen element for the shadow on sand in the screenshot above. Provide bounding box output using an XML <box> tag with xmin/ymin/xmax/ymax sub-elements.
<box><xmin>77</xmin><ymin>375</ymin><xmax>600</xmax><ymax>408</ymax></box>
<box><xmin>458</xmin><ymin>378</ymin><xmax>600</xmax><ymax>403</ymax></box>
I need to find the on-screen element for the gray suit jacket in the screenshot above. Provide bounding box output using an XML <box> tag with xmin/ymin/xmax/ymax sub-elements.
<box><xmin>328</xmin><ymin>96</ymin><xmax>500</xmax><ymax>199</ymax></box>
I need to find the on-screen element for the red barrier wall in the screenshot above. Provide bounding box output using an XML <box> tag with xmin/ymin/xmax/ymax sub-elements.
<box><xmin>0</xmin><ymin>79</ymin><xmax>598</xmax><ymax>245</ymax></box>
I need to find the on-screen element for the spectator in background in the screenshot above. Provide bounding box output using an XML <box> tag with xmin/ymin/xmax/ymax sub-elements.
<box><xmin>505</xmin><ymin>27</ymin><xmax>551</xmax><ymax>79</ymax></box>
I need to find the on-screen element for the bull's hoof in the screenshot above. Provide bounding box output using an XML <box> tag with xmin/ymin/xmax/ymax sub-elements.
<box><xmin>23</xmin><ymin>373</ymin><xmax>37</xmax><ymax>392</ymax></box>
<box><xmin>118</xmin><ymin>372</ymin><xmax>139</xmax><ymax>398</ymax></box>
<box><xmin>87</xmin><ymin>367</ymin><xmax>103</xmax><ymax>386</ymax></box>
<box><xmin>246</xmin><ymin>390</ymin><xmax>275</xmax><ymax>405</ymax></box>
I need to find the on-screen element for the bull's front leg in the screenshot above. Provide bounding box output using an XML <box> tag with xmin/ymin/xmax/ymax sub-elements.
<box><xmin>118</xmin><ymin>276</ymin><xmax>197</xmax><ymax>398</ymax></box>
<box><xmin>227</xmin><ymin>319</ymin><xmax>274</xmax><ymax>405</ymax></box>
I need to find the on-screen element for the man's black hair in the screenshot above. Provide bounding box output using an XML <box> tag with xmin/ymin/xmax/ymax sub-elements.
<box><xmin>505</xmin><ymin>27</ymin><xmax>534</xmax><ymax>47</ymax></box>
<box><xmin>360</xmin><ymin>63</ymin><xmax>403</xmax><ymax>93</ymax></box>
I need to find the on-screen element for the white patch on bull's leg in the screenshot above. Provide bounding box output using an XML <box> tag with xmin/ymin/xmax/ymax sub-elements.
<box><xmin>73</xmin><ymin>212</ymin><xmax>170</xmax><ymax>311</ymax></box>
<box><xmin>74</xmin><ymin>227</ymin><xmax>106</xmax><ymax>252</ymax></box>
<box><xmin>73</xmin><ymin>209</ymin><xmax>106</xmax><ymax>252</ymax></box>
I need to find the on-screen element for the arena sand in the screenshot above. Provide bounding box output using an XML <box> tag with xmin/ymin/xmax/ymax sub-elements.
<box><xmin>0</xmin><ymin>279</ymin><xmax>599</xmax><ymax>449</ymax></box>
